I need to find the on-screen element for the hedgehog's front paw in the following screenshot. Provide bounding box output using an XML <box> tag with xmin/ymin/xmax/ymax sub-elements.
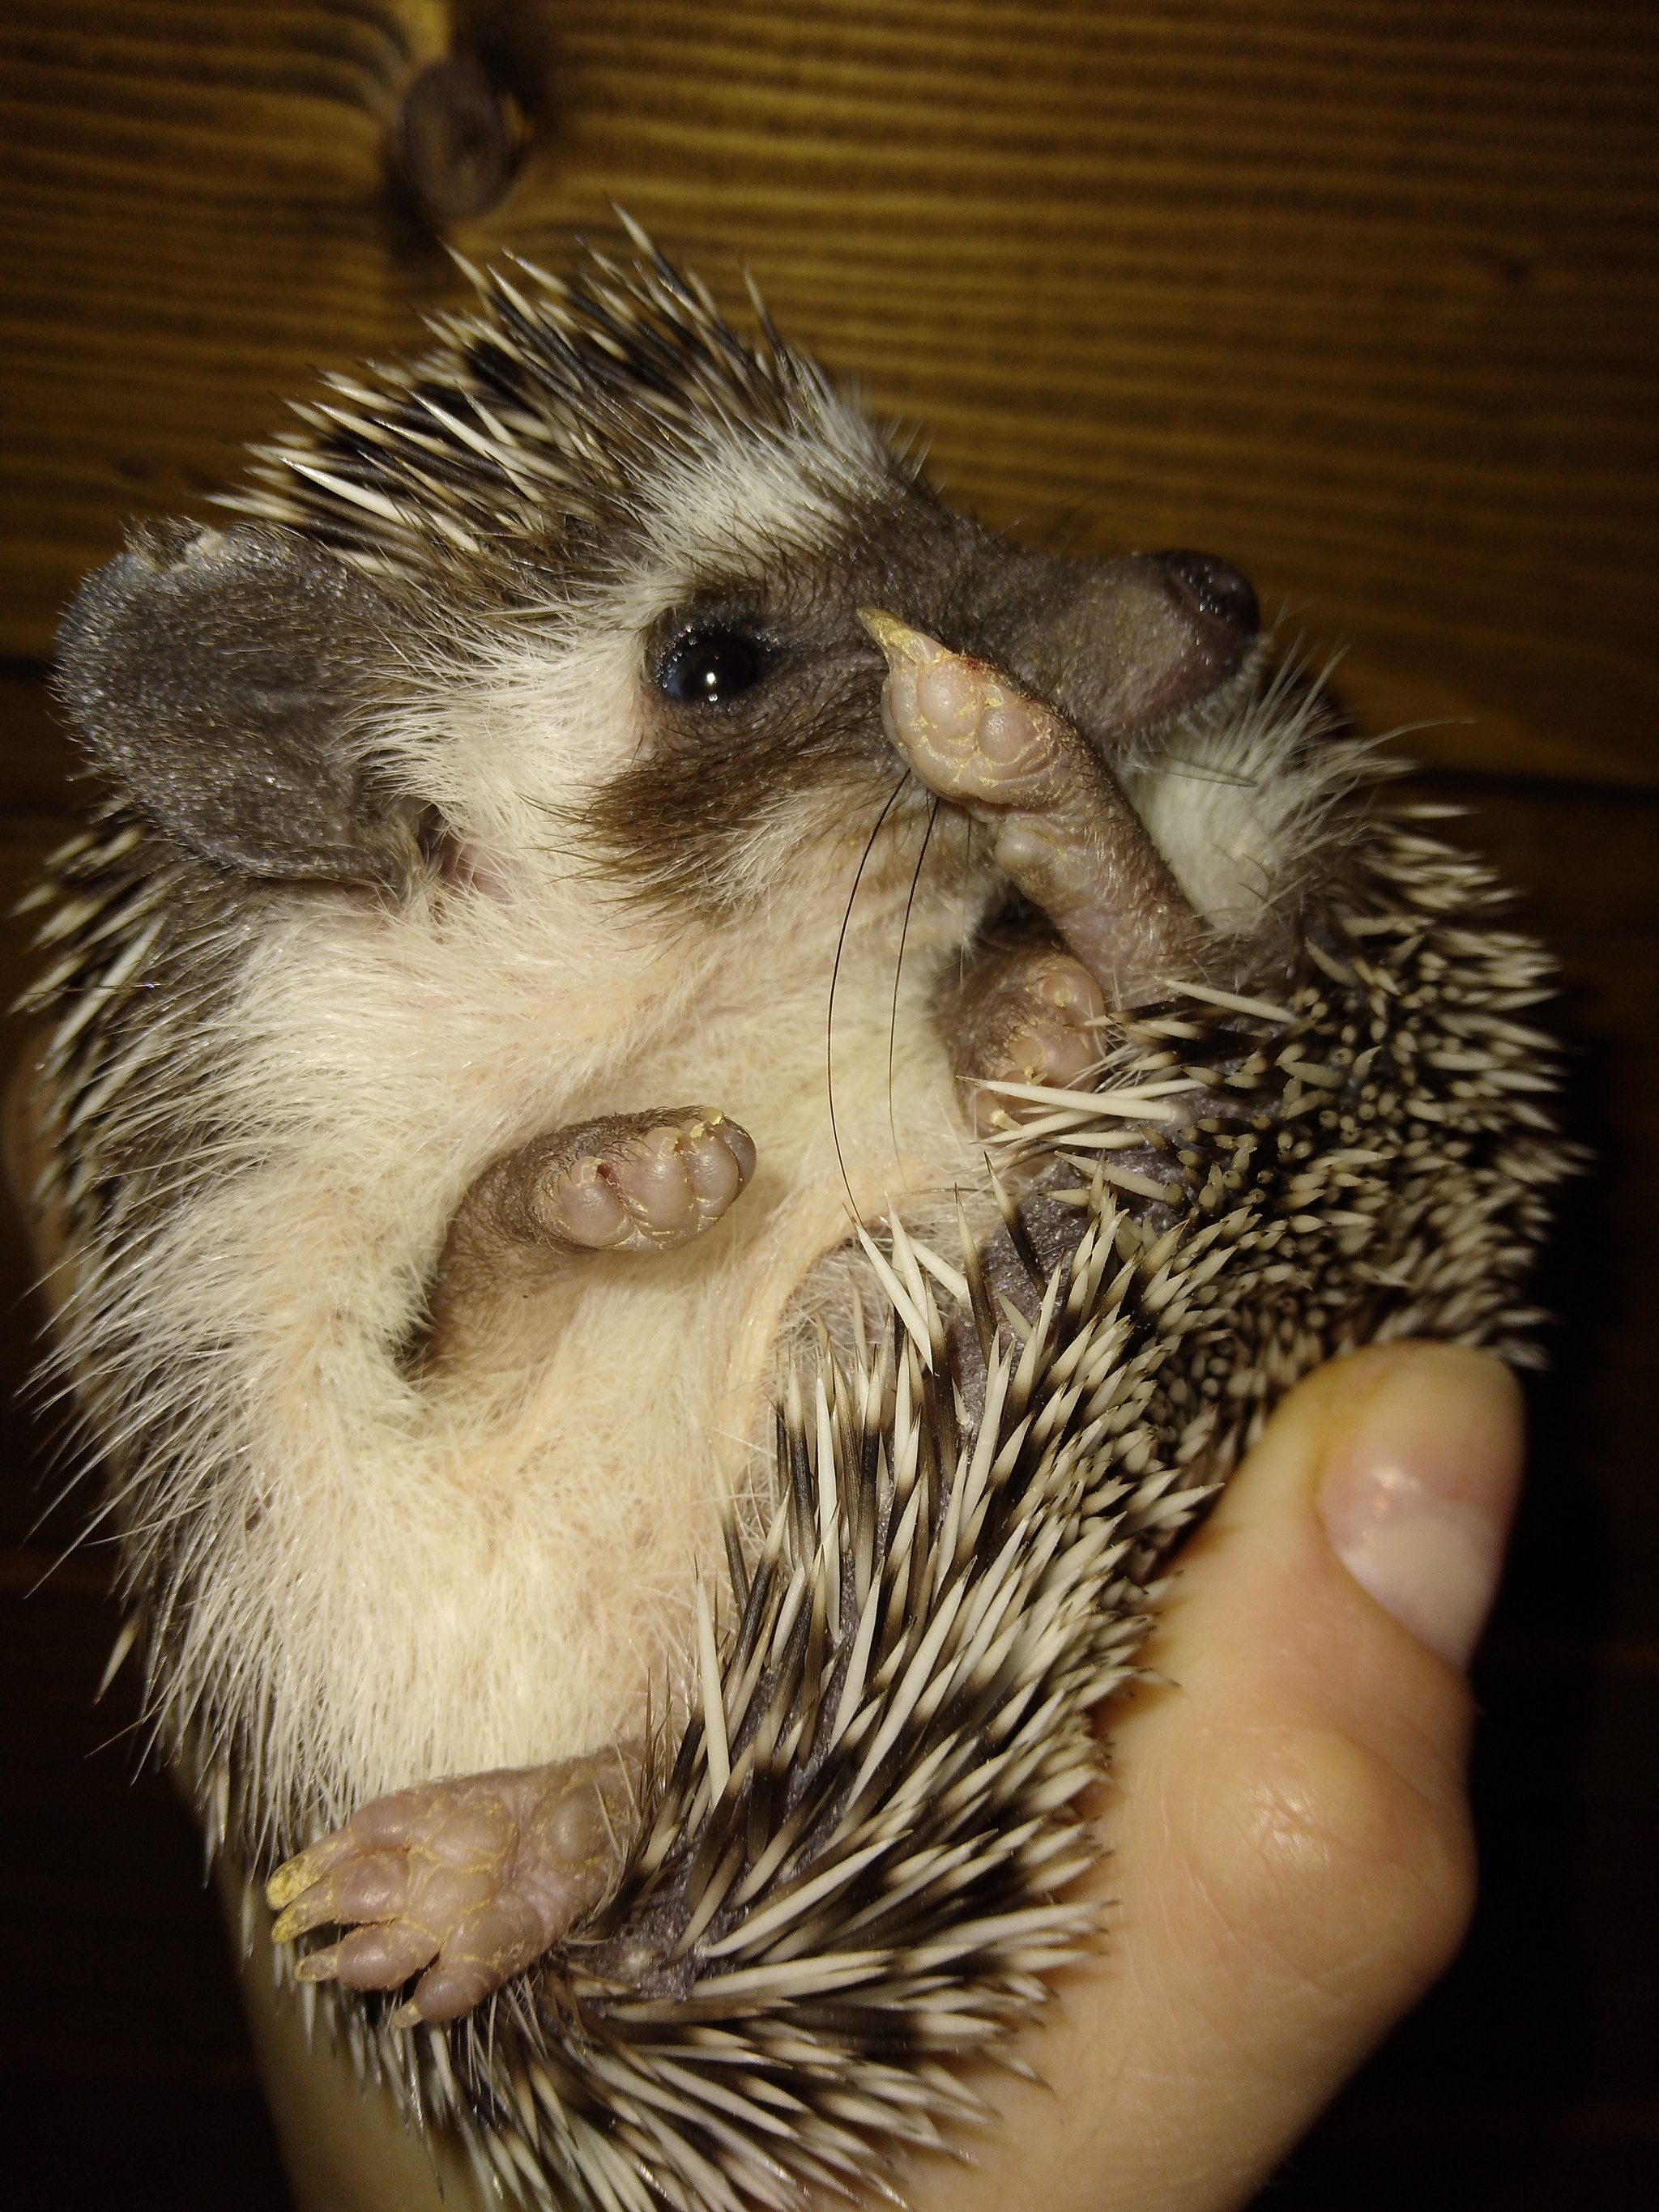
<box><xmin>531</xmin><ymin>1109</ymin><xmax>757</xmax><ymax>1254</ymax></box>
<box><xmin>459</xmin><ymin>1106</ymin><xmax>754</xmax><ymax>1260</ymax></box>
<box><xmin>267</xmin><ymin>1747</ymin><xmax>640</xmax><ymax>2026</ymax></box>
<box><xmin>939</xmin><ymin>941</ymin><xmax>1106</xmax><ymax>1130</ymax></box>
<box><xmin>425</xmin><ymin>1106</ymin><xmax>756</xmax><ymax>1366</ymax></box>
<box><xmin>861</xmin><ymin>608</ymin><xmax>1201</xmax><ymax>1006</ymax></box>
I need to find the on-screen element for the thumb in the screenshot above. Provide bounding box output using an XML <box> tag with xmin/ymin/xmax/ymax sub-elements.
<box><xmin>1098</xmin><ymin>1342</ymin><xmax>1522</xmax><ymax>2205</ymax></box>
<box><xmin>901</xmin><ymin>1340</ymin><xmax>1525</xmax><ymax>2212</ymax></box>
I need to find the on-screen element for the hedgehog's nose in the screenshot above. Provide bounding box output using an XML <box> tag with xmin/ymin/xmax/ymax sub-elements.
<box><xmin>1156</xmin><ymin>551</ymin><xmax>1260</xmax><ymax>642</ymax></box>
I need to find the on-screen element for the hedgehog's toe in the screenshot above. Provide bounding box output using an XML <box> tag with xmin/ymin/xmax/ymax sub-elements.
<box><xmin>268</xmin><ymin>1745</ymin><xmax>642</xmax><ymax>2026</ymax></box>
<box><xmin>539</xmin><ymin>1111</ymin><xmax>757</xmax><ymax>1253</ymax></box>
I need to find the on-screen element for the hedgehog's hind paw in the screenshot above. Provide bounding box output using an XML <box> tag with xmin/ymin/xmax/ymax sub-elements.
<box><xmin>267</xmin><ymin>1745</ymin><xmax>642</xmax><ymax>2027</ymax></box>
<box><xmin>938</xmin><ymin>940</ymin><xmax>1107</xmax><ymax>1131</ymax></box>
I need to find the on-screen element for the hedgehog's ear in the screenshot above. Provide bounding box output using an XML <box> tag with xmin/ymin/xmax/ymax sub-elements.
<box><xmin>54</xmin><ymin>520</ymin><xmax>417</xmax><ymax>887</ymax></box>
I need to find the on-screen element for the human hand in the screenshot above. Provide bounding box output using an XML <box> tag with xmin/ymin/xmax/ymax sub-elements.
<box><xmin>898</xmin><ymin>1340</ymin><xmax>1522</xmax><ymax>2212</ymax></box>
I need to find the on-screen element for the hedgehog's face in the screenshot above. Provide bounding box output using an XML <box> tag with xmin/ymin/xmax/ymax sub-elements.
<box><xmin>56</xmin><ymin>406</ymin><xmax>1258</xmax><ymax>958</ymax></box>
<box><xmin>582</xmin><ymin>438</ymin><xmax>1261</xmax><ymax>919</ymax></box>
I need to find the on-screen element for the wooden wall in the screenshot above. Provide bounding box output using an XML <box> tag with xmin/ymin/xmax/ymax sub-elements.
<box><xmin>2</xmin><ymin>5</ymin><xmax>1654</xmax><ymax>2206</ymax></box>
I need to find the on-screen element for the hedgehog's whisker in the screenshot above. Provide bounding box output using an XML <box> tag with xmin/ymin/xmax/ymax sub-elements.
<box><xmin>1026</xmin><ymin>481</ymin><xmax>1115</xmax><ymax>557</ymax></box>
<box><xmin>887</xmin><ymin>794</ymin><xmax>940</xmax><ymax>1176</ymax></box>
<box><xmin>827</xmin><ymin>775</ymin><xmax>909</xmax><ymax>1226</ymax></box>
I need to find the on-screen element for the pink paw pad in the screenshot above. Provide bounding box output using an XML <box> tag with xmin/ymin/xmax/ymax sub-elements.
<box><xmin>535</xmin><ymin>1112</ymin><xmax>755</xmax><ymax>1253</ymax></box>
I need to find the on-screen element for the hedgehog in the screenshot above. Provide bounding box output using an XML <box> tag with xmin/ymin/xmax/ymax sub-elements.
<box><xmin>17</xmin><ymin>228</ymin><xmax>1567</xmax><ymax>2210</ymax></box>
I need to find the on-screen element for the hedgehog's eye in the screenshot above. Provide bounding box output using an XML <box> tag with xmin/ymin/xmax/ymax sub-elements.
<box><xmin>657</xmin><ymin>627</ymin><xmax>770</xmax><ymax>708</ymax></box>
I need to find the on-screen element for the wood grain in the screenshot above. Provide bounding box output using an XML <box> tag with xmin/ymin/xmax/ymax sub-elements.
<box><xmin>1</xmin><ymin>6</ymin><xmax>1656</xmax><ymax>2206</ymax></box>
<box><xmin>2</xmin><ymin>2</ymin><xmax>1656</xmax><ymax>783</ymax></box>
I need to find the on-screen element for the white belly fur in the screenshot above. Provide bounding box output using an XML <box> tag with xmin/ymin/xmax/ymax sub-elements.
<box><xmin>120</xmin><ymin>820</ymin><xmax>996</xmax><ymax>1843</ymax></box>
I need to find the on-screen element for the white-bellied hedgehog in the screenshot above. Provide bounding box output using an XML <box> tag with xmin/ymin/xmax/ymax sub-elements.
<box><xmin>19</xmin><ymin>228</ymin><xmax>1567</xmax><ymax>2210</ymax></box>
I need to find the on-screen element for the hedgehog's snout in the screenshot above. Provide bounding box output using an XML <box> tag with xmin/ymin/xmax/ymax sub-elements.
<box><xmin>923</xmin><ymin>536</ymin><xmax>1260</xmax><ymax>758</ymax></box>
<box><xmin>1156</xmin><ymin>548</ymin><xmax>1260</xmax><ymax>650</ymax></box>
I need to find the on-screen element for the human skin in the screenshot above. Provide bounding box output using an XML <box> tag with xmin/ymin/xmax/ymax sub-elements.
<box><xmin>234</xmin><ymin>1340</ymin><xmax>1520</xmax><ymax>2212</ymax></box>
<box><xmin>895</xmin><ymin>1339</ymin><xmax>1522</xmax><ymax>2212</ymax></box>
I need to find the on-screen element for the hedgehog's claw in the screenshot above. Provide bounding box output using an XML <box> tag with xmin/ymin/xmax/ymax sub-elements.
<box><xmin>266</xmin><ymin>1826</ymin><xmax>357</xmax><ymax>1912</ymax></box>
<box><xmin>862</xmin><ymin>609</ymin><xmax>1202</xmax><ymax>1005</ymax></box>
<box><xmin>267</xmin><ymin>1745</ymin><xmax>642</xmax><ymax>2026</ymax></box>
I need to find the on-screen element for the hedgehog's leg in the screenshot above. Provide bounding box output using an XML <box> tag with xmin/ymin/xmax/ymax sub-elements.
<box><xmin>267</xmin><ymin>1746</ymin><xmax>642</xmax><ymax>2026</ymax></box>
<box><xmin>936</xmin><ymin>938</ymin><xmax>1108</xmax><ymax>1132</ymax></box>
<box><xmin>424</xmin><ymin>1106</ymin><xmax>754</xmax><ymax>1366</ymax></box>
<box><xmin>863</xmin><ymin>609</ymin><xmax>1202</xmax><ymax>1007</ymax></box>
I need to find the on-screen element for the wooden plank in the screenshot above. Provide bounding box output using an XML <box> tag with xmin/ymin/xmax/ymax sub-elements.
<box><xmin>2</xmin><ymin>2</ymin><xmax>1654</xmax><ymax>785</ymax></box>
